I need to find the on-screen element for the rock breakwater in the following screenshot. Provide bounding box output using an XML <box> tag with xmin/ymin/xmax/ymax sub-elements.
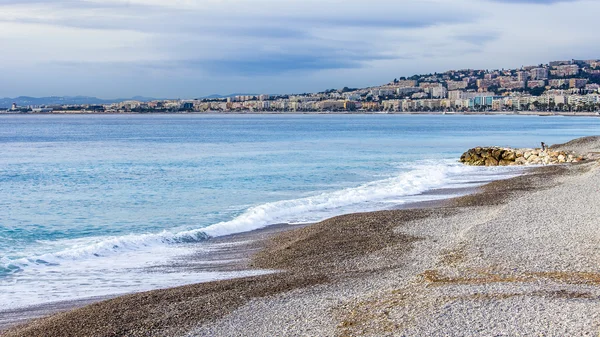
<box><xmin>460</xmin><ymin>147</ymin><xmax>585</xmax><ymax>166</ymax></box>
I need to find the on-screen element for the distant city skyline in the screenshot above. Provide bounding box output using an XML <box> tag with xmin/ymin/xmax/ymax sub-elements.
<box><xmin>1</xmin><ymin>0</ymin><xmax>599</xmax><ymax>98</ymax></box>
<box><xmin>3</xmin><ymin>57</ymin><xmax>599</xmax><ymax>116</ymax></box>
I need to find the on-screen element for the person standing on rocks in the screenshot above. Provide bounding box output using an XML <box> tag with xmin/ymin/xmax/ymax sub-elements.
<box><xmin>541</xmin><ymin>142</ymin><xmax>547</xmax><ymax>151</ymax></box>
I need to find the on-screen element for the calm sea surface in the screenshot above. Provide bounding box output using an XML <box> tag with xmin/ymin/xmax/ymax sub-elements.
<box><xmin>0</xmin><ymin>114</ymin><xmax>598</xmax><ymax>309</ymax></box>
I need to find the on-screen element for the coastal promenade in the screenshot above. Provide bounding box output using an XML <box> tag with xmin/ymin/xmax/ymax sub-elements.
<box><xmin>4</xmin><ymin>137</ymin><xmax>600</xmax><ymax>336</ymax></box>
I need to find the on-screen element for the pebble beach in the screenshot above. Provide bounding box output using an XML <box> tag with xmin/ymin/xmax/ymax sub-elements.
<box><xmin>4</xmin><ymin>136</ymin><xmax>600</xmax><ymax>336</ymax></box>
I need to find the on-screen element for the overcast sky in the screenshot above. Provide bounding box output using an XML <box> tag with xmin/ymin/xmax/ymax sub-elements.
<box><xmin>0</xmin><ymin>0</ymin><xmax>598</xmax><ymax>98</ymax></box>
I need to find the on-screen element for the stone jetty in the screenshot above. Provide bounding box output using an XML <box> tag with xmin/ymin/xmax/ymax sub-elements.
<box><xmin>460</xmin><ymin>147</ymin><xmax>585</xmax><ymax>166</ymax></box>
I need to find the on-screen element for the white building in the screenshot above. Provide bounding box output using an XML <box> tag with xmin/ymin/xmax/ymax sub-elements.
<box><xmin>431</xmin><ymin>87</ymin><xmax>448</xmax><ymax>98</ymax></box>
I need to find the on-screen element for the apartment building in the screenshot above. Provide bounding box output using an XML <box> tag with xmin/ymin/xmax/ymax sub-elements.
<box><xmin>569</xmin><ymin>78</ymin><xmax>588</xmax><ymax>88</ymax></box>
<box><xmin>530</xmin><ymin>68</ymin><xmax>549</xmax><ymax>80</ymax></box>
<box><xmin>447</xmin><ymin>81</ymin><xmax>467</xmax><ymax>91</ymax></box>
<box><xmin>552</xmin><ymin>65</ymin><xmax>580</xmax><ymax>77</ymax></box>
<box><xmin>527</xmin><ymin>80</ymin><xmax>546</xmax><ymax>89</ymax></box>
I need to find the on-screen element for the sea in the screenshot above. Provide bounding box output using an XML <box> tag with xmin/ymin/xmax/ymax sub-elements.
<box><xmin>1</xmin><ymin>114</ymin><xmax>598</xmax><ymax>311</ymax></box>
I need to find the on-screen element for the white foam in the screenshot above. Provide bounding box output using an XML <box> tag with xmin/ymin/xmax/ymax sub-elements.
<box><xmin>201</xmin><ymin>160</ymin><xmax>520</xmax><ymax>236</ymax></box>
<box><xmin>0</xmin><ymin>160</ymin><xmax>524</xmax><ymax>310</ymax></box>
<box><xmin>0</xmin><ymin>267</ymin><xmax>272</xmax><ymax>311</ymax></box>
<box><xmin>1</xmin><ymin>160</ymin><xmax>521</xmax><ymax>273</ymax></box>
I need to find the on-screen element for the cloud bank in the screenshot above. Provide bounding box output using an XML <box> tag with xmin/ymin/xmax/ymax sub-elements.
<box><xmin>0</xmin><ymin>0</ymin><xmax>597</xmax><ymax>98</ymax></box>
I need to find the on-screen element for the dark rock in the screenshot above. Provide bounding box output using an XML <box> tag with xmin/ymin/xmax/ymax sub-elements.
<box><xmin>485</xmin><ymin>157</ymin><xmax>499</xmax><ymax>166</ymax></box>
<box><xmin>502</xmin><ymin>151</ymin><xmax>516</xmax><ymax>161</ymax></box>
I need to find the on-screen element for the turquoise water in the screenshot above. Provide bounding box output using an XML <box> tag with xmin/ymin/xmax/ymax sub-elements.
<box><xmin>0</xmin><ymin>114</ymin><xmax>598</xmax><ymax>309</ymax></box>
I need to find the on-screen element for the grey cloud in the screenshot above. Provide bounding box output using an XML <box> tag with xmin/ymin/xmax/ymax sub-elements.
<box><xmin>0</xmin><ymin>0</ymin><xmax>135</xmax><ymax>8</ymax></box>
<box><xmin>454</xmin><ymin>32</ymin><xmax>500</xmax><ymax>46</ymax></box>
<box><xmin>48</xmin><ymin>45</ymin><xmax>401</xmax><ymax>76</ymax></box>
<box><xmin>0</xmin><ymin>0</ymin><xmax>55</xmax><ymax>3</ymax></box>
<box><xmin>487</xmin><ymin>0</ymin><xmax>579</xmax><ymax>4</ymax></box>
<box><xmin>306</xmin><ymin>15</ymin><xmax>474</xmax><ymax>29</ymax></box>
<box><xmin>200</xmin><ymin>52</ymin><xmax>398</xmax><ymax>75</ymax></box>
<box><xmin>0</xmin><ymin>0</ymin><xmax>477</xmax><ymax>34</ymax></box>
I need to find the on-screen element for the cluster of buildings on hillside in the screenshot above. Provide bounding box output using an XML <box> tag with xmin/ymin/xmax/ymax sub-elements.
<box><xmin>4</xmin><ymin>59</ymin><xmax>600</xmax><ymax>114</ymax></box>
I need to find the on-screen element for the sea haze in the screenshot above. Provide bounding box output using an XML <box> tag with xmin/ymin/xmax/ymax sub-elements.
<box><xmin>0</xmin><ymin>114</ymin><xmax>599</xmax><ymax>309</ymax></box>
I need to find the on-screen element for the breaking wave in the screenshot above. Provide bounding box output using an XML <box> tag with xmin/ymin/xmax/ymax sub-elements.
<box><xmin>1</xmin><ymin>161</ymin><xmax>519</xmax><ymax>274</ymax></box>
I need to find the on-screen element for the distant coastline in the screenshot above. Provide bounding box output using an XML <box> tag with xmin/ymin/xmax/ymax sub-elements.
<box><xmin>3</xmin><ymin>58</ymin><xmax>599</xmax><ymax>115</ymax></box>
<box><xmin>1</xmin><ymin>110</ymin><xmax>599</xmax><ymax>117</ymax></box>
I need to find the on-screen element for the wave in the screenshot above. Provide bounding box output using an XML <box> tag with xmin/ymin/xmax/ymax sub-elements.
<box><xmin>1</xmin><ymin>161</ymin><xmax>520</xmax><ymax>273</ymax></box>
<box><xmin>201</xmin><ymin>161</ymin><xmax>522</xmax><ymax>236</ymax></box>
<box><xmin>202</xmin><ymin>161</ymin><xmax>459</xmax><ymax>236</ymax></box>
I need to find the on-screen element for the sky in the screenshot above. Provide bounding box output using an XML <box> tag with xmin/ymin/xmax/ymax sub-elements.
<box><xmin>0</xmin><ymin>0</ymin><xmax>598</xmax><ymax>98</ymax></box>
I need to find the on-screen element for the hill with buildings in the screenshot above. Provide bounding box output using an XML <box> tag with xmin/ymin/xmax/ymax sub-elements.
<box><xmin>2</xmin><ymin>59</ymin><xmax>600</xmax><ymax>114</ymax></box>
